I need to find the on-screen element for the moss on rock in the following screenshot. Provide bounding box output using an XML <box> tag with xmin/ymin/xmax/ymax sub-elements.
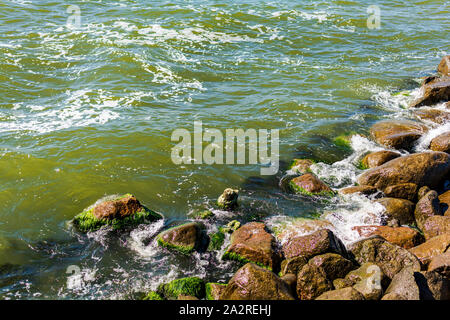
<box><xmin>156</xmin><ymin>222</ymin><xmax>206</xmax><ymax>255</ymax></box>
<box><xmin>208</xmin><ymin>231</ymin><xmax>225</xmax><ymax>251</ymax></box>
<box><xmin>191</xmin><ymin>209</ymin><xmax>214</xmax><ymax>220</ymax></box>
<box><xmin>205</xmin><ymin>282</ymin><xmax>227</xmax><ymax>300</ymax></box>
<box><xmin>143</xmin><ymin>291</ymin><xmax>164</xmax><ymax>300</ymax></box>
<box><xmin>157</xmin><ymin>277</ymin><xmax>205</xmax><ymax>299</ymax></box>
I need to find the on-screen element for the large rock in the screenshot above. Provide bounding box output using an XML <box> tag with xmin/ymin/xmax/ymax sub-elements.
<box><xmin>430</xmin><ymin>132</ymin><xmax>450</xmax><ymax>153</ymax></box>
<box><xmin>222</xmin><ymin>222</ymin><xmax>280</xmax><ymax>271</ymax></box>
<box><xmin>410</xmin><ymin>77</ymin><xmax>450</xmax><ymax>108</ymax></box>
<box><xmin>383</xmin><ymin>183</ymin><xmax>418</xmax><ymax>201</ymax></box>
<box><xmin>361</xmin><ymin>151</ymin><xmax>401</xmax><ymax>169</ymax></box>
<box><xmin>282</xmin><ymin>229</ymin><xmax>347</xmax><ymax>260</ymax></box>
<box><xmin>217</xmin><ymin>188</ymin><xmax>239</xmax><ymax>210</ymax></box>
<box><xmin>72</xmin><ymin>194</ymin><xmax>163</xmax><ymax>232</ymax></box>
<box><xmin>438</xmin><ymin>55</ymin><xmax>450</xmax><ymax>76</ymax></box>
<box><xmin>273</xmin><ymin>218</ymin><xmax>333</xmax><ymax>243</ymax></box>
<box><xmin>219</xmin><ymin>263</ymin><xmax>295</xmax><ymax>300</ymax></box>
<box><xmin>279</xmin><ymin>256</ymin><xmax>308</xmax><ymax>277</ymax></box>
<box><xmin>346</xmin><ymin>263</ymin><xmax>387</xmax><ymax>300</ymax></box>
<box><xmin>289</xmin><ymin>173</ymin><xmax>334</xmax><ymax>196</ymax></box>
<box><xmin>414</xmin><ymin>109</ymin><xmax>450</xmax><ymax>125</ymax></box>
<box><xmin>357</xmin><ymin>152</ymin><xmax>450</xmax><ymax>190</ymax></box>
<box><xmin>428</xmin><ymin>251</ymin><xmax>450</xmax><ymax>278</ymax></box>
<box><xmin>370</xmin><ymin>120</ymin><xmax>428</xmax><ymax>150</ymax></box>
<box><xmin>352</xmin><ymin>225</ymin><xmax>423</xmax><ymax>249</ymax></box>
<box><xmin>423</xmin><ymin>216</ymin><xmax>450</xmax><ymax>240</ymax></box>
<box><xmin>414</xmin><ymin>271</ymin><xmax>450</xmax><ymax>300</ymax></box>
<box><xmin>375</xmin><ymin>197</ymin><xmax>415</xmax><ymax>225</ymax></box>
<box><xmin>339</xmin><ymin>185</ymin><xmax>378</xmax><ymax>196</ymax></box>
<box><xmin>414</xmin><ymin>190</ymin><xmax>442</xmax><ymax>231</ymax></box>
<box><xmin>439</xmin><ymin>190</ymin><xmax>450</xmax><ymax>216</ymax></box>
<box><xmin>349</xmin><ymin>236</ymin><xmax>421</xmax><ymax>279</ymax></box>
<box><xmin>157</xmin><ymin>222</ymin><xmax>208</xmax><ymax>254</ymax></box>
<box><xmin>157</xmin><ymin>277</ymin><xmax>205</xmax><ymax>300</ymax></box>
<box><xmin>383</xmin><ymin>267</ymin><xmax>420</xmax><ymax>300</ymax></box>
<box><xmin>308</xmin><ymin>253</ymin><xmax>354</xmax><ymax>280</ymax></box>
<box><xmin>409</xmin><ymin>233</ymin><xmax>450</xmax><ymax>265</ymax></box>
<box><xmin>315</xmin><ymin>287</ymin><xmax>365</xmax><ymax>300</ymax></box>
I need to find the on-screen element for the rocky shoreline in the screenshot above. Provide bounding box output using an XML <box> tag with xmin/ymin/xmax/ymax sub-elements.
<box><xmin>71</xmin><ymin>56</ymin><xmax>450</xmax><ymax>300</ymax></box>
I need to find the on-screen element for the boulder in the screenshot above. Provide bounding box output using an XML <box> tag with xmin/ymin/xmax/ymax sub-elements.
<box><xmin>219</xmin><ymin>263</ymin><xmax>295</xmax><ymax>300</ymax></box>
<box><xmin>205</xmin><ymin>283</ymin><xmax>227</xmax><ymax>300</ymax></box>
<box><xmin>369</xmin><ymin>120</ymin><xmax>428</xmax><ymax>150</ymax></box>
<box><xmin>282</xmin><ymin>229</ymin><xmax>347</xmax><ymax>260</ymax></box>
<box><xmin>72</xmin><ymin>194</ymin><xmax>163</xmax><ymax>232</ymax></box>
<box><xmin>289</xmin><ymin>173</ymin><xmax>334</xmax><ymax>196</ymax></box>
<box><xmin>273</xmin><ymin>218</ymin><xmax>333</xmax><ymax>243</ymax></box>
<box><xmin>296</xmin><ymin>264</ymin><xmax>332</xmax><ymax>300</ymax></box>
<box><xmin>222</xmin><ymin>222</ymin><xmax>280</xmax><ymax>271</ymax></box>
<box><xmin>339</xmin><ymin>185</ymin><xmax>378</xmax><ymax>196</ymax></box>
<box><xmin>361</xmin><ymin>151</ymin><xmax>401</xmax><ymax>169</ymax></box>
<box><xmin>308</xmin><ymin>253</ymin><xmax>354</xmax><ymax>280</ymax></box>
<box><xmin>409</xmin><ymin>233</ymin><xmax>450</xmax><ymax>265</ymax></box>
<box><xmin>280</xmin><ymin>274</ymin><xmax>297</xmax><ymax>295</ymax></box>
<box><xmin>217</xmin><ymin>188</ymin><xmax>239</xmax><ymax>210</ymax></box>
<box><xmin>418</xmin><ymin>186</ymin><xmax>432</xmax><ymax>200</ymax></box>
<box><xmin>177</xmin><ymin>295</ymin><xmax>199</xmax><ymax>300</ymax></box>
<box><xmin>383</xmin><ymin>267</ymin><xmax>420</xmax><ymax>300</ymax></box>
<box><xmin>357</xmin><ymin>152</ymin><xmax>450</xmax><ymax>190</ymax></box>
<box><xmin>315</xmin><ymin>287</ymin><xmax>365</xmax><ymax>300</ymax></box>
<box><xmin>423</xmin><ymin>216</ymin><xmax>450</xmax><ymax>240</ymax></box>
<box><xmin>349</xmin><ymin>236</ymin><xmax>421</xmax><ymax>279</ymax></box>
<box><xmin>438</xmin><ymin>55</ymin><xmax>450</xmax><ymax>76</ymax></box>
<box><xmin>157</xmin><ymin>222</ymin><xmax>208</xmax><ymax>254</ymax></box>
<box><xmin>157</xmin><ymin>277</ymin><xmax>205</xmax><ymax>300</ymax></box>
<box><xmin>345</xmin><ymin>263</ymin><xmax>387</xmax><ymax>300</ymax></box>
<box><xmin>289</xmin><ymin>159</ymin><xmax>314</xmax><ymax>174</ymax></box>
<box><xmin>414</xmin><ymin>271</ymin><xmax>450</xmax><ymax>300</ymax></box>
<box><xmin>430</xmin><ymin>132</ymin><xmax>450</xmax><ymax>153</ymax></box>
<box><xmin>428</xmin><ymin>251</ymin><xmax>450</xmax><ymax>278</ymax></box>
<box><xmin>383</xmin><ymin>183</ymin><xmax>418</xmax><ymax>201</ymax></box>
<box><xmin>279</xmin><ymin>256</ymin><xmax>308</xmax><ymax>277</ymax></box>
<box><xmin>352</xmin><ymin>225</ymin><xmax>423</xmax><ymax>249</ymax></box>
<box><xmin>410</xmin><ymin>77</ymin><xmax>450</xmax><ymax>107</ymax></box>
<box><xmin>439</xmin><ymin>190</ymin><xmax>450</xmax><ymax>216</ymax></box>
<box><xmin>414</xmin><ymin>190</ymin><xmax>442</xmax><ymax>231</ymax></box>
<box><xmin>375</xmin><ymin>197</ymin><xmax>415</xmax><ymax>225</ymax></box>
<box><xmin>414</xmin><ymin>109</ymin><xmax>450</xmax><ymax>125</ymax></box>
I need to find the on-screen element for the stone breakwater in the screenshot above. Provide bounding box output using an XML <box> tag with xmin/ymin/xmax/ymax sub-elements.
<box><xmin>71</xmin><ymin>56</ymin><xmax>450</xmax><ymax>300</ymax></box>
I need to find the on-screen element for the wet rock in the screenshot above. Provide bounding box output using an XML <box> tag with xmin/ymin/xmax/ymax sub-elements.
<box><xmin>438</xmin><ymin>55</ymin><xmax>450</xmax><ymax>76</ymax></box>
<box><xmin>428</xmin><ymin>251</ymin><xmax>450</xmax><ymax>278</ymax></box>
<box><xmin>370</xmin><ymin>120</ymin><xmax>428</xmax><ymax>150</ymax></box>
<box><xmin>217</xmin><ymin>188</ymin><xmax>239</xmax><ymax>210</ymax></box>
<box><xmin>205</xmin><ymin>283</ymin><xmax>227</xmax><ymax>300</ymax></box>
<box><xmin>418</xmin><ymin>186</ymin><xmax>432</xmax><ymax>200</ymax></box>
<box><xmin>220</xmin><ymin>263</ymin><xmax>295</xmax><ymax>300</ymax></box>
<box><xmin>296</xmin><ymin>263</ymin><xmax>332</xmax><ymax>300</ymax></box>
<box><xmin>439</xmin><ymin>190</ymin><xmax>450</xmax><ymax>216</ymax></box>
<box><xmin>308</xmin><ymin>253</ymin><xmax>354</xmax><ymax>280</ymax></box>
<box><xmin>346</xmin><ymin>263</ymin><xmax>387</xmax><ymax>300</ymax></box>
<box><xmin>349</xmin><ymin>236</ymin><xmax>421</xmax><ymax>279</ymax></box>
<box><xmin>383</xmin><ymin>267</ymin><xmax>420</xmax><ymax>300</ymax></box>
<box><xmin>414</xmin><ymin>109</ymin><xmax>450</xmax><ymax>125</ymax></box>
<box><xmin>375</xmin><ymin>197</ymin><xmax>415</xmax><ymax>225</ymax></box>
<box><xmin>289</xmin><ymin>159</ymin><xmax>314</xmax><ymax>174</ymax></box>
<box><xmin>430</xmin><ymin>132</ymin><xmax>450</xmax><ymax>153</ymax></box>
<box><xmin>280</xmin><ymin>273</ymin><xmax>297</xmax><ymax>296</ymax></box>
<box><xmin>279</xmin><ymin>256</ymin><xmax>308</xmax><ymax>277</ymax></box>
<box><xmin>339</xmin><ymin>185</ymin><xmax>378</xmax><ymax>196</ymax></box>
<box><xmin>157</xmin><ymin>222</ymin><xmax>208</xmax><ymax>255</ymax></box>
<box><xmin>282</xmin><ymin>229</ymin><xmax>347</xmax><ymax>260</ymax></box>
<box><xmin>414</xmin><ymin>190</ymin><xmax>442</xmax><ymax>231</ymax></box>
<box><xmin>383</xmin><ymin>183</ymin><xmax>418</xmax><ymax>201</ymax></box>
<box><xmin>357</xmin><ymin>152</ymin><xmax>450</xmax><ymax>190</ymax></box>
<box><xmin>352</xmin><ymin>225</ymin><xmax>423</xmax><ymax>249</ymax></box>
<box><xmin>208</xmin><ymin>231</ymin><xmax>225</xmax><ymax>251</ymax></box>
<box><xmin>157</xmin><ymin>277</ymin><xmax>205</xmax><ymax>300</ymax></box>
<box><xmin>315</xmin><ymin>287</ymin><xmax>365</xmax><ymax>300</ymax></box>
<box><xmin>191</xmin><ymin>209</ymin><xmax>214</xmax><ymax>220</ymax></box>
<box><xmin>423</xmin><ymin>216</ymin><xmax>450</xmax><ymax>240</ymax></box>
<box><xmin>361</xmin><ymin>151</ymin><xmax>401</xmax><ymax>169</ymax></box>
<box><xmin>72</xmin><ymin>194</ymin><xmax>163</xmax><ymax>232</ymax></box>
<box><xmin>409</xmin><ymin>233</ymin><xmax>450</xmax><ymax>265</ymax></box>
<box><xmin>289</xmin><ymin>173</ymin><xmax>334</xmax><ymax>197</ymax></box>
<box><xmin>410</xmin><ymin>77</ymin><xmax>450</xmax><ymax>108</ymax></box>
<box><xmin>220</xmin><ymin>220</ymin><xmax>241</xmax><ymax>233</ymax></box>
<box><xmin>222</xmin><ymin>222</ymin><xmax>280</xmax><ymax>271</ymax></box>
<box><xmin>414</xmin><ymin>271</ymin><xmax>450</xmax><ymax>300</ymax></box>
<box><xmin>274</xmin><ymin>218</ymin><xmax>334</xmax><ymax>243</ymax></box>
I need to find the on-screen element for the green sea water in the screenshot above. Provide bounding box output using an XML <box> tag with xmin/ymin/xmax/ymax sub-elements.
<box><xmin>0</xmin><ymin>0</ymin><xmax>448</xmax><ymax>299</ymax></box>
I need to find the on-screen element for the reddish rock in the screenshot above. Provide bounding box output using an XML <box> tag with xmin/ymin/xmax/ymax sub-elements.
<box><xmin>370</xmin><ymin>120</ymin><xmax>428</xmax><ymax>150</ymax></box>
<box><xmin>414</xmin><ymin>190</ymin><xmax>442</xmax><ymax>231</ymax></box>
<box><xmin>289</xmin><ymin>159</ymin><xmax>314</xmax><ymax>174</ymax></box>
<box><xmin>430</xmin><ymin>132</ymin><xmax>450</xmax><ymax>153</ymax></box>
<box><xmin>375</xmin><ymin>197</ymin><xmax>415</xmax><ymax>225</ymax></box>
<box><xmin>409</xmin><ymin>233</ymin><xmax>450</xmax><ymax>266</ymax></box>
<box><xmin>93</xmin><ymin>195</ymin><xmax>142</xmax><ymax>220</ymax></box>
<box><xmin>352</xmin><ymin>225</ymin><xmax>423</xmax><ymax>249</ymax></box>
<box><xmin>289</xmin><ymin>173</ymin><xmax>333</xmax><ymax>196</ymax></box>
<box><xmin>361</xmin><ymin>151</ymin><xmax>401</xmax><ymax>169</ymax></box>
<box><xmin>383</xmin><ymin>183</ymin><xmax>418</xmax><ymax>201</ymax></box>
<box><xmin>423</xmin><ymin>216</ymin><xmax>450</xmax><ymax>240</ymax></box>
<box><xmin>428</xmin><ymin>251</ymin><xmax>450</xmax><ymax>278</ymax></box>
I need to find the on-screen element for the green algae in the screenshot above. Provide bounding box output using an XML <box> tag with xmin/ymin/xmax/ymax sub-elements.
<box><xmin>205</xmin><ymin>282</ymin><xmax>227</xmax><ymax>300</ymax></box>
<box><xmin>288</xmin><ymin>180</ymin><xmax>335</xmax><ymax>197</ymax></box>
<box><xmin>208</xmin><ymin>231</ymin><xmax>225</xmax><ymax>251</ymax></box>
<box><xmin>157</xmin><ymin>277</ymin><xmax>205</xmax><ymax>299</ymax></box>
<box><xmin>222</xmin><ymin>250</ymin><xmax>272</xmax><ymax>271</ymax></box>
<box><xmin>143</xmin><ymin>291</ymin><xmax>164</xmax><ymax>300</ymax></box>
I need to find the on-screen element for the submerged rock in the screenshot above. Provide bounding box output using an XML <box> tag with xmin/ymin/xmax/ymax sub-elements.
<box><xmin>273</xmin><ymin>218</ymin><xmax>334</xmax><ymax>243</ymax></box>
<box><xmin>72</xmin><ymin>194</ymin><xmax>163</xmax><ymax>232</ymax></box>
<box><xmin>352</xmin><ymin>225</ymin><xmax>423</xmax><ymax>249</ymax></box>
<box><xmin>156</xmin><ymin>222</ymin><xmax>208</xmax><ymax>255</ymax></box>
<box><xmin>423</xmin><ymin>216</ymin><xmax>450</xmax><ymax>240</ymax></box>
<box><xmin>414</xmin><ymin>190</ymin><xmax>442</xmax><ymax>231</ymax></box>
<box><xmin>409</xmin><ymin>233</ymin><xmax>450</xmax><ymax>266</ymax></box>
<box><xmin>219</xmin><ymin>263</ymin><xmax>295</xmax><ymax>300</ymax></box>
<box><xmin>430</xmin><ymin>132</ymin><xmax>450</xmax><ymax>153</ymax></box>
<box><xmin>375</xmin><ymin>197</ymin><xmax>415</xmax><ymax>225</ymax></box>
<box><xmin>357</xmin><ymin>152</ymin><xmax>450</xmax><ymax>190</ymax></box>
<box><xmin>289</xmin><ymin>173</ymin><xmax>334</xmax><ymax>197</ymax></box>
<box><xmin>370</xmin><ymin>120</ymin><xmax>427</xmax><ymax>150</ymax></box>
<box><xmin>383</xmin><ymin>183</ymin><xmax>418</xmax><ymax>201</ymax></box>
<box><xmin>438</xmin><ymin>55</ymin><xmax>450</xmax><ymax>76</ymax></box>
<box><xmin>205</xmin><ymin>283</ymin><xmax>227</xmax><ymax>300</ymax></box>
<box><xmin>222</xmin><ymin>222</ymin><xmax>280</xmax><ymax>271</ymax></box>
<box><xmin>410</xmin><ymin>77</ymin><xmax>450</xmax><ymax>108</ymax></box>
<box><xmin>315</xmin><ymin>287</ymin><xmax>365</xmax><ymax>300</ymax></box>
<box><xmin>414</xmin><ymin>109</ymin><xmax>450</xmax><ymax>125</ymax></box>
<box><xmin>157</xmin><ymin>277</ymin><xmax>205</xmax><ymax>300</ymax></box>
<box><xmin>217</xmin><ymin>188</ymin><xmax>239</xmax><ymax>210</ymax></box>
<box><xmin>361</xmin><ymin>151</ymin><xmax>401</xmax><ymax>169</ymax></box>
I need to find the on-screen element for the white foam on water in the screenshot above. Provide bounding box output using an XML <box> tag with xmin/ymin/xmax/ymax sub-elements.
<box><xmin>371</xmin><ymin>86</ymin><xmax>422</xmax><ymax>111</ymax></box>
<box><xmin>128</xmin><ymin>219</ymin><xmax>165</xmax><ymax>259</ymax></box>
<box><xmin>414</xmin><ymin>122</ymin><xmax>450</xmax><ymax>152</ymax></box>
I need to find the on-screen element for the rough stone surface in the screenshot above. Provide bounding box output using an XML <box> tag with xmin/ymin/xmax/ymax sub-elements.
<box><xmin>157</xmin><ymin>222</ymin><xmax>208</xmax><ymax>254</ymax></box>
<box><xmin>315</xmin><ymin>287</ymin><xmax>365</xmax><ymax>300</ymax></box>
<box><xmin>430</xmin><ymin>132</ymin><xmax>450</xmax><ymax>153</ymax></box>
<box><xmin>279</xmin><ymin>256</ymin><xmax>308</xmax><ymax>277</ymax></box>
<box><xmin>428</xmin><ymin>251</ymin><xmax>450</xmax><ymax>278</ymax></box>
<box><xmin>415</xmin><ymin>271</ymin><xmax>450</xmax><ymax>300</ymax></box>
<box><xmin>352</xmin><ymin>225</ymin><xmax>423</xmax><ymax>249</ymax></box>
<box><xmin>438</xmin><ymin>55</ymin><xmax>450</xmax><ymax>76</ymax></box>
<box><xmin>409</xmin><ymin>233</ymin><xmax>450</xmax><ymax>266</ymax></box>
<box><xmin>289</xmin><ymin>173</ymin><xmax>333</xmax><ymax>196</ymax></box>
<box><xmin>414</xmin><ymin>190</ymin><xmax>442</xmax><ymax>231</ymax></box>
<box><xmin>383</xmin><ymin>183</ymin><xmax>418</xmax><ymax>201</ymax></box>
<box><xmin>361</xmin><ymin>151</ymin><xmax>401</xmax><ymax>169</ymax></box>
<box><xmin>414</xmin><ymin>109</ymin><xmax>450</xmax><ymax>125</ymax></box>
<box><xmin>375</xmin><ymin>197</ymin><xmax>415</xmax><ymax>225</ymax></box>
<box><xmin>370</xmin><ymin>120</ymin><xmax>428</xmax><ymax>150</ymax></box>
<box><xmin>423</xmin><ymin>216</ymin><xmax>450</xmax><ymax>240</ymax></box>
<box><xmin>347</xmin><ymin>263</ymin><xmax>386</xmax><ymax>300</ymax></box>
<box><xmin>384</xmin><ymin>267</ymin><xmax>420</xmax><ymax>300</ymax></box>
<box><xmin>439</xmin><ymin>190</ymin><xmax>450</xmax><ymax>216</ymax></box>
<box><xmin>296</xmin><ymin>263</ymin><xmax>332</xmax><ymax>300</ymax></box>
<box><xmin>217</xmin><ymin>188</ymin><xmax>239</xmax><ymax>210</ymax></box>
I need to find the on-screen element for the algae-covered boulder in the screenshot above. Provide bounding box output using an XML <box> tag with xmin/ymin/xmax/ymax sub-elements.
<box><xmin>143</xmin><ymin>291</ymin><xmax>164</xmax><ymax>300</ymax></box>
<box><xmin>220</xmin><ymin>263</ymin><xmax>295</xmax><ymax>300</ymax></box>
<box><xmin>156</xmin><ymin>222</ymin><xmax>208</xmax><ymax>255</ymax></box>
<box><xmin>315</xmin><ymin>287</ymin><xmax>365</xmax><ymax>300</ymax></box>
<box><xmin>349</xmin><ymin>236</ymin><xmax>421</xmax><ymax>279</ymax></box>
<box><xmin>357</xmin><ymin>152</ymin><xmax>450</xmax><ymax>190</ymax></box>
<box><xmin>370</xmin><ymin>120</ymin><xmax>428</xmax><ymax>150</ymax></box>
<box><xmin>289</xmin><ymin>159</ymin><xmax>314</xmax><ymax>174</ymax></box>
<box><xmin>376</xmin><ymin>197</ymin><xmax>415</xmax><ymax>225</ymax></box>
<box><xmin>217</xmin><ymin>188</ymin><xmax>239</xmax><ymax>210</ymax></box>
<box><xmin>289</xmin><ymin>173</ymin><xmax>334</xmax><ymax>197</ymax></box>
<box><xmin>222</xmin><ymin>222</ymin><xmax>280</xmax><ymax>271</ymax></box>
<box><xmin>205</xmin><ymin>283</ymin><xmax>227</xmax><ymax>300</ymax></box>
<box><xmin>351</xmin><ymin>225</ymin><xmax>423</xmax><ymax>249</ymax></box>
<box><xmin>208</xmin><ymin>231</ymin><xmax>225</xmax><ymax>251</ymax></box>
<box><xmin>72</xmin><ymin>194</ymin><xmax>163</xmax><ymax>232</ymax></box>
<box><xmin>219</xmin><ymin>220</ymin><xmax>241</xmax><ymax>234</ymax></box>
<box><xmin>157</xmin><ymin>277</ymin><xmax>205</xmax><ymax>300</ymax></box>
<box><xmin>409</xmin><ymin>233</ymin><xmax>450</xmax><ymax>266</ymax></box>
<box><xmin>361</xmin><ymin>151</ymin><xmax>401</xmax><ymax>169</ymax></box>
<box><xmin>191</xmin><ymin>209</ymin><xmax>214</xmax><ymax>220</ymax></box>
<box><xmin>414</xmin><ymin>190</ymin><xmax>442</xmax><ymax>231</ymax></box>
<box><xmin>430</xmin><ymin>132</ymin><xmax>450</xmax><ymax>153</ymax></box>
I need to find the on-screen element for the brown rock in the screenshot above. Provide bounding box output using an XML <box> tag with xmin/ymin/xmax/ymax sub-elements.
<box><xmin>157</xmin><ymin>222</ymin><xmax>207</xmax><ymax>254</ymax></box>
<box><xmin>177</xmin><ymin>295</ymin><xmax>199</xmax><ymax>300</ymax></box>
<box><xmin>414</xmin><ymin>190</ymin><xmax>442</xmax><ymax>231</ymax></box>
<box><xmin>439</xmin><ymin>190</ymin><xmax>450</xmax><ymax>216</ymax></box>
<box><xmin>308</xmin><ymin>253</ymin><xmax>354</xmax><ymax>280</ymax></box>
<box><xmin>358</xmin><ymin>152</ymin><xmax>450</xmax><ymax>190</ymax></box>
<box><xmin>352</xmin><ymin>225</ymin><xmax>423</xmax><ymax>249</ymax></box>
<box><xmin>430</xmin><ymin>132</ymin><xmax>450</xmax><ymax>153</ymax></box>
<box><xmin>384</xmin><ymin>267</ymin><xmax>420</xmax><ymax>300</ymax></box>
<box><xmin>345</xmin><ymin>263</ymin><xmax>387</xmax><ymax>300</ymax></box>
<box><xmin>438</xmin><ymin>55</ymin><xmax>450</xmax><ymax>76</ymax></box>
<box><xmin>418</xmin><ymin>186</ymin><xmax>432</xmax><ymax>200</ymax></box>
<box><xmin>93</xmin><ymin>195</ymin><xmax>142</xmax><ymax>220</ymax></box>
<box><xmin>370</xmin><ymin>120</ymin><xmax>428</xmax><ymax>150</ymax></box>
<box><xmin>409</xmin><ymin>233</ymin><xmax>450</xmax><ymax>265</ymax></box>
<box><xmin>217</xmin><ymin>188</ymin><xmax>239</xmax><ymax>210</ymax></box>
<box><xmin>223</xmin><ymin>222</ymin><xmax>280</xmax><ymax>271</ymax></box>
<box><xmin>282</xmin><ymin>229</ymin><xmax>347</xmax><ymax>260</ymax></box>
<box><xmin>289</xmin><ymin>173</ymin><xmax>333</xmax><ymax>195</ymax></box>
<box><xmin>219</xmin><ymin>263</ymin><xmax>295</xmax><ymax>300</ymax></box>
<box><xmin>274</xmin><ymin>218</ymin><xmax>334</xmax><ymax>243</ymax></box>
<box><xmin>414</xmin><ymin>271</ymin><xmax>450</xmax><ymax>300</ymax></box>
<box><xmin>361</xmin><ymin>151</ymin><xmax>401</xmax><ymax>169</ymax></box>
<box><xmin>423</xmin><ymin>216</ymin><xmax>450</xmax><ymax>240</ymax></box>
<box><xmin>339</xmin><ymin>185</ymin><xmax>378</xmax><ymax>196</ymax></box>
<box><xmin>206</xmin><ymin>283</ymin><xmax>226</xmax><ymax>300</ymax></box>
<box><xmin>410</xmin><ymin>77</ymin><xmax>450</xmax><ymax>108</ymax></box>
<box><xmin>375</xmin><ymin>197</ymin><xmax>415</xmax><ymax>225</ymax></box>
<box><xmin>414</xmin><ymin>109</ymin><xmax>450</xmax><ymax>125</ymax></box>
<box><xmin>289</xmin><ymin>159</ymin><xmax>314</xmax><ymax>174</ymax></box>
<box><xmin>279</xmin><ymin>256</ymin><xmax>308</xmax><ymax>277</ymax></box>
<box><xmin>349</xmin><ymin>236</ymin><xmax>421</xmax><ymax>279</ymax></box>
<box><xmin>428</xmin><ymin>251</ymin><xmax>450</xmax><ymax>278</ymax></box>
<box><xmin>383</xmin><ymin>183</ymin><xmax>418</xmax><ymax>201</ymax></box>
<box><xmin>315</xmin><ymin>287</ymin><xmax>365</xmax><ymax>300</ymax></box>
<box><xmin>296</xmin><ymin>264</ymin><xmax>332</xmax><ymax>300</ymax></box>
<box><xmin>280</xmin><ymin>273</ymin><xmax>297</xmax><ymax>296</ymax></box>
